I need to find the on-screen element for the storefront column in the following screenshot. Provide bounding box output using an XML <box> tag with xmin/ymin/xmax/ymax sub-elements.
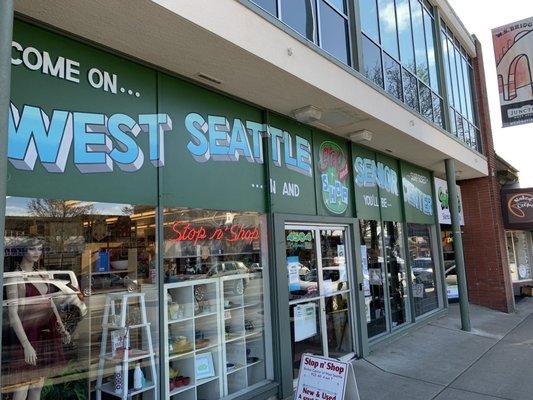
<box><xmin>445</xmin><ymin>159</ymin><xmax>471</xmax><ymax>331</ymax></box>
<box><xmin>0</xmin><ymin>0</ymin><xmax>14</xmax><ymax>386</ymax></box>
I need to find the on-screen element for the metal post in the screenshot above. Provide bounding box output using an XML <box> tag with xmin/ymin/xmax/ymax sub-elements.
<box><xmin>0</xmin><ymin>0</ymin><xmax>14</xmax><ymax>388</ymax></box>
<box><xmin>445</xmin><ymin>159</ymin><xmax>471</xmax><ymax>331</ymax></box>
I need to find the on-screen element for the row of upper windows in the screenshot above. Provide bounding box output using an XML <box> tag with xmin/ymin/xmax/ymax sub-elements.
<box><xmin>440</xmin><ymin>21</ymin><xmax>480</xmax><ymax>152</ymax></box>
<box><xmin>248</xmin><ymin>0</ymin><xmax>481</xmax><ymax>153</ymax></box>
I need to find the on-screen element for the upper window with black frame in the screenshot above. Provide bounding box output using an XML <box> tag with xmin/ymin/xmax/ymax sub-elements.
<box><xmin>250</xmin><ymin>0</ymin><xmax>351</xmax><ymax>65</ymax></box>
<box><xmin>360</xmin><ymin>0</ymin><xmax>444</xmax><ymax>129</ymax></box>
<box><xmin>440</xmin><ymin>22</ymin><xmax>481</xmax><ymax>153</ymax></box>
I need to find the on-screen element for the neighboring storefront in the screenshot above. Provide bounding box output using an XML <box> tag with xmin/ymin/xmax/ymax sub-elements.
<box><xmin>434</xmin><ymin>178</ymin><xmax>465</xmax><ymax>301</ymax></box>
<box><xmin>501</xmin><ymin>188</ymin><xmax>533</xmax><ymax>292</ymax></box>
<box><xmin>1</xmin><ymin>19</ymin><xmax>445</xmax><ymax>400</ymax></box>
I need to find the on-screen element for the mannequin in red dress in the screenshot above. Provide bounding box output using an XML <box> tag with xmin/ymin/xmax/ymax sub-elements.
<box><xmin>5</xmin><ymin>240</ymin><xmax>71</xmax><ymax>400</ymax></box>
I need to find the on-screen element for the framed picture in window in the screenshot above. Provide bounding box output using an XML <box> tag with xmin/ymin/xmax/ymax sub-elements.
<box><xmin>195</xmin><ymin>352</ymin><xmax>215</xmax><ymax>380</ymax></box>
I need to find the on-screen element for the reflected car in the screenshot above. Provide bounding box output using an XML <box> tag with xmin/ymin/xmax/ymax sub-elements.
<box><xmin>444</xmin><ymin>261</ymin><xmax>459</xmax><ymax>301</ymax></box>
<box><xmin>3</xmin><ymin>270</ymin><xmax>88</xmax><ymax>333</ymax></box>
<box><xmin>411</xmin><ymin>258</ymin><xmax>435</xmax><ymax>284</ymax></box>
<box><xmin>207</xmin><ymin>261</ymin><xmax>250</xmax><ymax>295</ymax></box>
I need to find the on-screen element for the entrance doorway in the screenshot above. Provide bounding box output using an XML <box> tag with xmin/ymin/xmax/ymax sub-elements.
<box><xmin>285</xmin><ymin>224</ymin><xmax>355</xmax><ymax>379</ymax></box>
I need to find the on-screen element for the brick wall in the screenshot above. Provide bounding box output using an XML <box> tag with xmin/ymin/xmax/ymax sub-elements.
<box><xmin>458</xmin><ymin>37</ymin><xmax>515</xmax><ymax>313</ymax></box>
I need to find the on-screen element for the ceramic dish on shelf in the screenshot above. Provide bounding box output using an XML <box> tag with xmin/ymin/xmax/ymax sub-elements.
<box><xmin>111</xmin><ymin>260</ymin><xmax>129</xmax><ymax>270</ymax></box>
<box><xmin>247</xmin><ymin>356</ymin><xmax>259</xmax><ymax>364</ymax></box>
<box><xmin>195</xmin><ymin>338</ymin><xmax>210</xmax><ymax>349</ymax></box>
<box><xmin>226</xmin><ymin>363</ymin><xmax>235</xmax><ymax>371</ymax></box>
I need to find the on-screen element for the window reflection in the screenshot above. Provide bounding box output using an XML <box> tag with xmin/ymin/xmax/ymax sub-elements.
<box><xmin>2</xmin><ymin>197</ymin><xmax>158</xmax><ymax>400</ymax></box>
<box><xmin>163</xmin><ymin>208</ymin><xmax>271</xmax><ymax>397</ymax></box>
<box><xmin>360</xmin><ymin>0</ymin><xmax>444</xmax><ymax>130</ymax></box>
<box><xmin>384</xmin><ymin>54</ymin><xmax>403</xmax><ymax>101</ymax></box>
<box><xmin>378</xmin><ymin>0</ymin><xmax>399</xmax><ymax>59</ymax></box>
<box><xmin>384</xmin><ymin>221</ymin><xmax>409</xmax><ymax>327</ymax></box>
<box><xmin>396</xmin><ymin>0</ymin><xmax>415</xmax><ymax>71</ymax></box>
<box><xmin>362</xmin><ymin>35</ymin><xmax>384</xmax><ymax>88</ymax></box>
<box><xmin>253</xmin><ymin>0</ymin><xmax>277</xmax><ymax>15</ymax></box>
<box><xmin>441</xmin><ymin>21</ymin><xmax>480</xmax><ymax>151</ymax></box>
<box><xmin>318</xmin><ymin>0</ymin><xmax>350</xmax><ymax>65</ymax></box>
<box><xmin>281</xmin><ymin>0</ymin><xmax>316</xmax><ymax>41</ymax></box>
<box><xmin>360</xmin><ymin>220</ymin><xmax>387</xmax><ymax>338</ymax></box>
<box><xmin>408</xmin><ymin>224</ymin><xmax>439</xmax><ymax>317</ymax></box>
<box><xmin>402</xmin><ymin>68</ymin><xmax>419</xmax><ymax>111</ymax></box>
<box><xmin>360</xmin><ymin>0</ymin><xmax>380</xmax><ymax>42</ymax></box>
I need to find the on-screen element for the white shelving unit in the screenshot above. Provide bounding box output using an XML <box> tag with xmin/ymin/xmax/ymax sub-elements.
<box><xmin>221</xmin><ymin>274</ymin><xmax>266</xmax><ymax>395</ymax></box>
<box><xmin>164</xmin><ymin>278</ymin><xmax>223</xmax><ymax>400</ymax></box>
<box><xmin>163</xmin><ymin>273</ymin><xmax>267</xmax><ymax>399</ymax></box>
<box><xmin>96</xmin><ymin>292</ymin><xmax>158</xmax><ymax>400</ymax></box>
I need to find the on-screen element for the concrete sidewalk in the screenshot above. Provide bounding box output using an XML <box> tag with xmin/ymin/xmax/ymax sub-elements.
<box><xmin>353</xmin><ymin>298</ymin><xmax>533</xmax><ymax>400</ymax></box>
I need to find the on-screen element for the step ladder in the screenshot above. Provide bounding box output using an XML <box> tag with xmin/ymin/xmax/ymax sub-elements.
<box><xmin>96</xmin><ymin>292</ymin><xmax>158</xmax><ymax>400</ymax></box>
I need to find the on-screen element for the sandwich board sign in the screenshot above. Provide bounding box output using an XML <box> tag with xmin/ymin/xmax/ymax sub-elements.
<box><xmin>295</xmin><ymin>354</ymin><xmax>360</xmax><ymax>400</ymax></box>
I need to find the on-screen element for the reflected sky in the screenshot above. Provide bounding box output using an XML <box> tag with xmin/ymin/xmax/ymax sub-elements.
<box><xmin>5</xmin><ymin>197</ymin><xmax>131</xmax><ymax>217</ymax></box>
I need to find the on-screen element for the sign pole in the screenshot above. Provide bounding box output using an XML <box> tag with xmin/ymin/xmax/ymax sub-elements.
<box><xmin>445</xmin><ymin>159</ymin><xmax>471</xmax><ymax>332</ymax></box>
<box><xmin>0</xmin><ymin>0</ymin><xmax>15</xmax><ymax>390</ymax></box>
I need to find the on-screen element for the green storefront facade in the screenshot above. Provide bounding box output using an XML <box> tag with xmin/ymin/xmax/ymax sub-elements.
<box><xmin>1</xmin><ymin>19</ymin><xmax>446</xmax><ymax>400</ymax></box>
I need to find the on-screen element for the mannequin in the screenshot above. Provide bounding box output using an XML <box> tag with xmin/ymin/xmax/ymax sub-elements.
<box><xmin>5</xmin><ymin>239</ymin><xmax>71</xmax><ymax>400</ymax></box>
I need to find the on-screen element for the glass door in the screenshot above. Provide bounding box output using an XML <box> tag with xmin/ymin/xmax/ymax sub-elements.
<box><xmin>360</xmin><ymin>220</ymin><xmax>410</xmax><ymax>339</ymax></box>
<box><xmin>285</xmin><ymin>225</ymin><xmax>354</xmax><ymax>380</ymax></box>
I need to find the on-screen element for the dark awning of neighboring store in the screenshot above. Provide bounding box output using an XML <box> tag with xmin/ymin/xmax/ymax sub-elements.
<box><xmin>501</xmin><ymin>188</ymin><xmax>533</xmax><ymax>230</ymax></box>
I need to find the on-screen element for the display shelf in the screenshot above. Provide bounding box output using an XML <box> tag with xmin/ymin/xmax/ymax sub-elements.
<box><xmin>246</xmin><ymin>359</ymin><xmax>263</xmax><ymax>368</ymax></box>
<box><xmin>168</xmin><ymin>315</ymin><xmax>195</xmax><ymax>324</ymax></box>
<box><xmin>164</xmin><ymin>279</ymin><xmax>223</xmax><ymax>400</ymax></box>
<box><xmin>169</xmin><ymin>350</ymin><xmax>195</xmax><ymax>360</ymax></box>
<box><xmin>103</xmin><ymin>322</ymin><xmax>151</xmax><ymax>330</ymax></box>
<box><xmin>98</xmin><ymin>381</ymin><xmax>155</xmax><ymax>397</ymax></box>
<box><xmin>195</xmin><ymin>342</ymin><xmax>218</xmax><ymax>352</ymax></box>
<box><xmin>195</xmin><ymin>310</ymin><xmax>218</xmax><ymax>318</ymax></box>
<box><xmin>96</xmin><ymin>292</ymin><xmax>158</xmax><ymax>400</ymax></box>
<box><xmin>164</xmin><ymin>273</ymin><xmax>267</xmax><ymax>399</ymax></box>
<box><xmin>103</xmin><ymin>349</ymin><xmax>153</xmax><ymax>363</ymax></box>
<box><xmin>196</xmin><ymin>376</ymin><xmax>219</xmax><ymax>386</ymax></box>
<box><xmin>168</xmin><ymin>382</ymin><xmax>195</xmax><ymax>396</ymax></box>
<box><xmin>226</xmin><ymin>364</ymin><xmax>246</xmax><ymax>375</ymax></box>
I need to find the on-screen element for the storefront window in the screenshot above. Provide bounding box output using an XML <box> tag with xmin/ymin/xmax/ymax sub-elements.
<box><xmin>506</xmin><ymin>231</ymin><xmax>533</xmax><ymax>282</ymax></box>
<box><xmin>2</xmin><ymin>197</ymin><xmax>158</xmax><ymax>399</ymax></box>
<box><xmin>360</xmin><ymin>220</ymin><xmax>387</xmax><ymax>338</ymax></box>
<box><xmin>408</xmin><ymin>223</ymin><xmax>439</xmax><ymax>317</ymax></box>
<box><xmin>383</xmin><ymin>221</ymin><xmax>409</xmax><ymax>327</ymax></box>
<box><xmin>163</xmin><ymin>209</ymin><xmax>271</xmax><ymax>397</ymax></box>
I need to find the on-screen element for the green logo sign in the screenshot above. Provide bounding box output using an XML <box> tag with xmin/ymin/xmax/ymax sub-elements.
<box><xmin>286</xmin><ymin>232</ymin><xmax>313</xmax><ymax>243</ymax></box>
<box><xmin>319</xmin><ymin>141</ymin><xmax>348</xmax><ymax>214</ymax></box>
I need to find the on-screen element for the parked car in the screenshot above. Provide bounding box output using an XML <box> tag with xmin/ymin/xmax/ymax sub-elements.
<box><xmin>3</xmin><ymin>270</ymin><xmax>88</xmax><ymax>332</ymax></box>
<box><xmin>207</xmin><ymin>261</ymin><xmax>250</xmax><ymax>295</ymax></box>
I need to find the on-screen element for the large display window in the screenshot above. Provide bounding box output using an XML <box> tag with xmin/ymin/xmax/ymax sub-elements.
<box><xmin>2</xmin><ymin>197</ymin><xmax>159</xmax><ymax>400</ymax></box>
<box><xmin>360</xmin><ymin>220</ymin><xmax>409</xmax><ymax>339</ymax></box>
<box><xmin>162</xmin><ymin>209</ymin><xmax>272</xmax><ymax>399</ymax></box>
<box><xmin>359</xmin><ymin>220</ymin><xmax>386</xmax><ymax>338</ymax></box>
<box><xmin>408</xmin><ymin>224</ymin><xmax>440</xmax><ymax>317</ymax></box>
<box><xmin>506</xmin><ymin>231</ymin><xmax>533</xmax><ymax>282</ymax></box>
<box><xmin>383</xmin><ymin>221</ymin><xmax>409</xmax><ymax>328</ymax></box>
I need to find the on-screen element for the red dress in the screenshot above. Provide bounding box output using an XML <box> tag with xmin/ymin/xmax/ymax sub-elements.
<box><xmin>4</xmin><ymin>282</ymin><xmax>65</xmax><ymax>386</ymax></box>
